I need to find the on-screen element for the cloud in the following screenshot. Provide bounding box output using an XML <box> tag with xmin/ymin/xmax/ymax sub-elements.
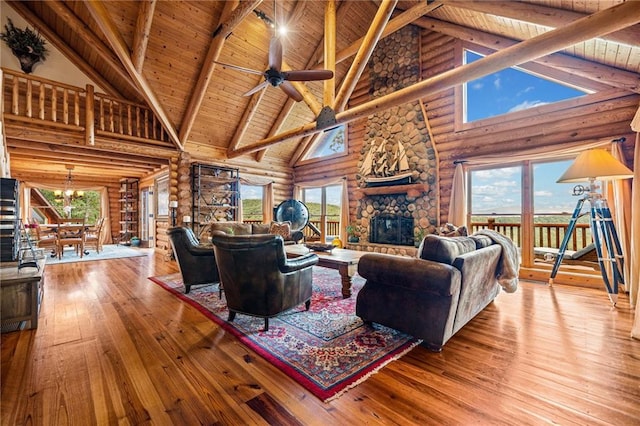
<box><xmin>474</xmin><ymin>167</ymin><xmax>519</xmax><ymax>179</ymax></box>
<box><xmin>493</xmin><ymin>77</ymin><xmax>501</xmax><ymax>90</ymax></box>
<box><xmin>534</xmin><ymin>190</ymin><xmax>553</xmax><ymax>197</ymax></box>
<box><xmin>472</xmin><ymin>82</ymin><xmax>483</xmax><ymax>90</ymax></box>
<box><xmin>516</xmin><ymin>86</ymin><xmax>535</xmax><ymax>96</ymax></box>
<box><xmin>509</xmin><ymin>99</ymin><xmax>549</xmax><ymax>112</ymax></box>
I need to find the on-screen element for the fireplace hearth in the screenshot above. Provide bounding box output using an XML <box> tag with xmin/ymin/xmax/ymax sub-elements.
<box><xmin>370</xmin><ymin>214</ymin><xmax>414</xmax><ymax>246</ymax></box>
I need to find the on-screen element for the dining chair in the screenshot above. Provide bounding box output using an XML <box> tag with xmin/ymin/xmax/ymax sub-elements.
<box><xmin>32</xmin><ymin>220</ymin><xmax>58</xmax><ymax>257</ymax></box>
<box><xmin>56</xmin><ymin>218</ymin><xmax>86</xmax><ymax>259</ymax></box>
<box><xmin>84</xmin><ymin>217</ymin><xmax>105</xmax><ymax>254</ymax></box>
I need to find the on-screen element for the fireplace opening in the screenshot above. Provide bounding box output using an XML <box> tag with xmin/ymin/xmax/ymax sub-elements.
<box><xmin>370</xmin><ymin>214</ymin><xmax>414</xmax><ymax>246</ymax></box>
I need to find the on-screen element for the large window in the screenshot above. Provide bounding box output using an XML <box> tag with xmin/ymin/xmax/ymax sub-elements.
<box><xmin>301</xmin><ymin>185</ymin><xmax>342</xmax><ymax>242</ymax></box>
<box><xmin>241</xmin><ymin>184</ymin><xmax>264</xmax><ymax>222</ymax></box>
<box><xmin>463</xmin><ymin>50</ymin><xmax>588</xmax><ymax>123</ymax></box>
<box><xmin>470</xmin><ymin>165</ymin><xmax>522</xmax><ymax>246</ymax></box>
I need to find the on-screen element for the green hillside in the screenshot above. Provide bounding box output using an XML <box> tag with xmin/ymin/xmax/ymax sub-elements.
<box><xmin>242</xmin><ymin>199</ymin><xmax>341</xmax><ymax>220</ymax></box>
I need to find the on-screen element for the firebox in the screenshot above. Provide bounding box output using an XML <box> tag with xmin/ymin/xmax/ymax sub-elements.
<box><xmin>370</xmin><ymin>214</ymin><xmax>414</xmax><ymax>246</ymax></box>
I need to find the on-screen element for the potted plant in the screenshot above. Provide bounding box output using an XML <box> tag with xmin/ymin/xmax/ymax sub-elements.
<box><xmin>346</xmin><ymin>224</ymin><xmax>359</xmax><ymax>243</ymax></box>
<box><xmin>1</xmin><ymin>18</ymin><xmax>48</xmax><ymax>74</ymax></box>
<box><xmin>414</xmin><ymin>227</ymin><xmax>426</xmax><ymax>247</ymax></box>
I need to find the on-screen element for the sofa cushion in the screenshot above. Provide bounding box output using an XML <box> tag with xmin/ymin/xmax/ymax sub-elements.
<box><xmin>418</xmin><ymin>235</ymin><xmax>477</xmax><ymax>265</ymax></box>
<box><xmin>252</xmin><ymin>223</ymin><xmax>271</xmax><ymax>234</ymax></box>
<box><xmin>209</xmin><ymin>222</ymin><xmax>252</xmax><ymax>236</ymax></box>
<box><xmin>269</xmin><ymin>221</ymin><xmax>292</xmax><ymax>240</ymax></box>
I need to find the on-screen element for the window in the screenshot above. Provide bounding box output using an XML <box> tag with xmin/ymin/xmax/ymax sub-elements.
<box><xmin>470</xmin><ymin>165</ymin><xmax>522</xmax><ymax>246</ymax></box>
<box><xmin>463</xmin><ymin>50</ymin><xmax>588</xmax><ymax>123</ymax></box>
<box><xmin>303</xmin><ymin>125</ymin><xmax>347</xmax><ymax>160</ymax></box>
<box><xmin>301</xmin><ymin>185</ymin><xmax>342</xmax><ymax>242</ymax></box>
<box><xmin>241</xmin><ymin>184</ymin><xmax>264</xmax><ymax>222</ymax></box>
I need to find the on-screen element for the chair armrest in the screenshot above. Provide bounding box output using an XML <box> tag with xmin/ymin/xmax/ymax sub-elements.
<box><xmin>281</xmin><ymin>253</ymin><xmax>319</xmax><ymax>273</ymax></box>
<box><xmin>358</xmin><ymin>253</ymin><xmax>461</xmax><ymax>297</ymax></box>
<box><xmin>186</xmin><ymin>245</ymin><xmax>215</xmax><ymax>257</ymax></box>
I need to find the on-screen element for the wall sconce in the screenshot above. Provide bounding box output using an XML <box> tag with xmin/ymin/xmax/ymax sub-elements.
<box><xmin>169</xmin><ymin>200</ymin><xmax>178</xmax><ymax>227</ymax></box>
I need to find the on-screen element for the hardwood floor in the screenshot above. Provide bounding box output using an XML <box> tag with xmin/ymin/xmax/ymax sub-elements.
<box><xmin>2</xmin><ymin>252</ymin><xmax>639</xmax><ymax>425</ymax></box>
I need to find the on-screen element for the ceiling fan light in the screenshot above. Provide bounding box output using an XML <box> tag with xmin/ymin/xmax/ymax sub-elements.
<box><xmin>277</xmin><ymin>26</ymin><xmax>287</xmax><ymax>37</ymax></box>
<box><xmin>76</xmin><ymin>190</ymin><xmax>85</xmax><ymax>197</ymax></box>
<box><xmin>65</xmin><ymin>189</ymin><xmax>73</xmax><ymax>196</ymax></box>
<box><xmin>54</xmin><ymin>190</ymin><xmax>62</xmax><ymax>196</ymax></box>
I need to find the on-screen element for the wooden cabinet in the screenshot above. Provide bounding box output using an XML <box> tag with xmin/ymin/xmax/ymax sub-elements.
<box><xmin>119</xmin><ymin>178</ymin><xmax>139</xmax><ymax>244</ymax></box>
<box><xmin>1</xmin><ymin>258</ymin><xmax>46</xmax><ymax>332</ymax></box>
<box><xmin>0</xmin><ymin>178</ymin><xmax>20</xmax><ymax>262</ymax></box>
<box><xmin>191</xmin><ymin>164</ymin><xmax>239</xmax><ymax>238</ymax></box>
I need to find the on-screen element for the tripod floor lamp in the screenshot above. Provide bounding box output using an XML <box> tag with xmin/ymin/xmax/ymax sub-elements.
<box><xmin>549</xmin><ymin>147</ymin><xmax>634</xmax><ymax>305</ymax></box>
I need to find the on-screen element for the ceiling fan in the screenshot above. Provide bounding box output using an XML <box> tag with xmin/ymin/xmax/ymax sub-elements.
<box><xmin>214</xmin><ymin>36</ymin><xmax>333</xmax><ymax>102</ymax></box>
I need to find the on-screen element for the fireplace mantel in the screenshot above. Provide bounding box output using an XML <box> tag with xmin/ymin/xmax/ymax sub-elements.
<box><xmin>354</xmin><ymin>183</ymin><xmax>429</xmax><ymax>199</ymax></box>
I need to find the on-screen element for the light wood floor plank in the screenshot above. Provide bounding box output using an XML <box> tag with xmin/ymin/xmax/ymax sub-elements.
<box><xmin>2</xmin><ymin>252</ymin><xmax>639</xmax><ymax>424</ymax></box>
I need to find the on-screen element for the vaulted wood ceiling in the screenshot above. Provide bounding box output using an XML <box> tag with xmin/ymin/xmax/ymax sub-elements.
<box><xmin>4</xmin><ymin>0</ymin><xmax>640</xmax><ymax>183</ymax></box>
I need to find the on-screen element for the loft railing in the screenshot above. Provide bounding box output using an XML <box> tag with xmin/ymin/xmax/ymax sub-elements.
<box><xmin>2</xmin><ymin>68</ymin><xmax>172</xmax><ymax>146</ymax></box>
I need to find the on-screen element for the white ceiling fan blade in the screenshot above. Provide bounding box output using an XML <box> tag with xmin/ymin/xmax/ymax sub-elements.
<box><xmin>269</xmin><ymin>37</ymin><xmax>283</xmax><ymax>71</ymax></box>
<box><xmin>213</xmin><ymin>60</ymin><xmax>264</xmax><ymax>76</ymax></box>
<box><xmin>243</xmin><ymin>80</ymin><xmax>269</xmax><ymax>97</ymax></box>
<box><xmin>282</xmin><ymin>69</ymin><xmax>334</xmax><ymax>82</ymax></box>
<box><xmin>280</xmin><ymin>81</ymin><xmax>303</xmax><ymax>102</ymax></box>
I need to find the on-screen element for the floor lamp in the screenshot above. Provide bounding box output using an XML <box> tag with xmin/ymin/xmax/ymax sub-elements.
<box><xmin>549</xmin><ymin>147</ymin><xmax>634</xmax><ymax>305</ymax></box>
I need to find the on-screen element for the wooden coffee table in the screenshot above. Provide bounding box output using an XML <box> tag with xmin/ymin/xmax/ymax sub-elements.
<box><xmin>285</xmin><ymin>245</ymin><xmax>365</xmax><ymax>298</ymax></box>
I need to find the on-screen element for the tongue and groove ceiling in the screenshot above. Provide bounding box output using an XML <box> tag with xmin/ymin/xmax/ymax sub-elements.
<box><xmin>3</xmin><ymin>0</ymin><xmax>640</xmax><ymax>182</ymax></box>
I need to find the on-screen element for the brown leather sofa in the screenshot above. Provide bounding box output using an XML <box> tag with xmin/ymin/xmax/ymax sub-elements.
<box><xmin>204</xmin><ymin>221</ymin><xmax>303</xmax><ymax>245</ymax></box>
<box><xmin>167</xmin><ymin>227</ymin><xmax>219</xmax><ymax>294</ymax></box>
<box><xmin>211</xmin><ymin>234</ymin><xmax>318</xmax><ymax>331</ymax></box>
<box><xmin>356</xmin><ymin>234</ymin><xmax>505</xmax><ymax>351</ymax></box>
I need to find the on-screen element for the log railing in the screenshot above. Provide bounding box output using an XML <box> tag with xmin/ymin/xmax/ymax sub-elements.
<box><xmin>2</xmin><ymin>68</ymin><xmax>172</xmax><ymax>146</ymax></box>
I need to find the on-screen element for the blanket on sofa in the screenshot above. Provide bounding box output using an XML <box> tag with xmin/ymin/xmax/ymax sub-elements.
<box><xmin>475</xmin><ymin>229</ymin><xmax>519</xmax><ymax>293</ymax></box>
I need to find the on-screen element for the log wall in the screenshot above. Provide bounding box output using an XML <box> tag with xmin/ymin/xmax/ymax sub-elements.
<box><xmin>295</xmin><ymin>27</ymin><xmax>638</xmax><ymax>234</ymax></box>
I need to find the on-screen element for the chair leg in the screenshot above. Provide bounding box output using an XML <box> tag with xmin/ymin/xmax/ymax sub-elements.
<box><xmin>184</xmin><ymin>284</ymin><xmax>191</xmax><ymax>294</ymax></box>
<box><xmin>228</xmin><ymin>311</ymin><xmax>236</xmax><ymax>322</ymax></box>
<box><xmin>305</xmin><ymin>300</ymin><xmax>311</xmax><ymax>311</ymax></box>
<box><xmin>264</xmin><ymin>318</ymin><xmax>269</xmax><ymax>331</ymax></box>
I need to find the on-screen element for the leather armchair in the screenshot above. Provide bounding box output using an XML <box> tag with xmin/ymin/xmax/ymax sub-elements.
<box><xmin>168</xmin><ymin>227</ymin><xmax>219</xmax><ymax>294</ymax></box>
<box><xmin>211</xmin><ymin>234</ymin><xmax>318</xmax><ymax>331</ymax></box>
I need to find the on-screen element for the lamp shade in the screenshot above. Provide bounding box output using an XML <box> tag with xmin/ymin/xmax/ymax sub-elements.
<box><xmin>557</xmin><ymin>149</ymin><xmax>634</xmax><ymax>183</ymax></box>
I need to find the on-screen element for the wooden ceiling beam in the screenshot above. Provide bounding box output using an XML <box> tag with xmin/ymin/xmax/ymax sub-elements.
<box><xmin>7</xmin><ymin>150</ymin><xmax>158</xmax><ymax>172</ymax></box>
<box><xmin>323</xmin><ymin>0</ymin><xmax>336</xmax><ymax>108</ymax></box>
<box><xmin>45</xmin><ymin>0</ymin><xmax>140</xmax><ymax>95</ymax></box>
<box><xmin>333</xmin><ymin>0</ymin><xmax>397</xmax><ymax>112</ymax></box>
<box><xmin>6</xmin><ymin>1</ymin><xmax>123</xmax><ymax>98</ymax></box>
<box><xmin>446</xmin><ymin>0</ymin><xmax>640</xmax><ymax>48</ymax></box>
<box><xmin>228</xmin><ymin>88</ymin><xmax>267</xmax><ymax>152</ymax></box>
<box><xmin>178</xmin><ymin>0</ymin><xmax>261</xmax><ymax>144</ymax></box>
<box><xmin>131</xmin><ymin>0</ymin><xmax>157</xmax><ymax>73</ymax></box>
<box><xmin>312</xmin><ymin>0</ymin><xmax>443</xmax><ymax>69</ymax></box>
<box><xmin>228</xmin><ymin>1</ymin><xmax>640</xmax><ymax>158</ymax></box>
<box><xmin>84</xmin><ymin>0</ymin><xmax>183</xmax><ymax>151</ymax></box>
<box><xmin>413</xmin><ymin>16</ymin><xmax>640</xmax><ymax>95</ymax></box>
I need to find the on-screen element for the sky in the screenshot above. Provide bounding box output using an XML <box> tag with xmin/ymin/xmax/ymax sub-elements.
<box><xmin>465</xmin><ymin>51</ymin><xmax>591</xmax><ymax>215</ymax></box>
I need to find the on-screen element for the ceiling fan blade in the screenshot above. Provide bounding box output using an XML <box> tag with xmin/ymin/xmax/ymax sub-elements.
<box><xmin>269</xmin><ymin>37</ymin><xmax>283</xmax><ymax>71</ymax></box>
<box><xmin>282</xmin><ymin>69</ymin><xmax>334</xmax><ymax>82</ymax></box>
<box><xmin>213</xmin><ymin>60</ymin><xmax>264</xmax><ymax>76</ymax></box>
<box><xmin>280</xmin><ymin>81</ymin><xmax>303</xmax><ymax>102</ymax></box>
<box><xmin>243</xmin><ymin>80</ymin><xmax>269</xmax><ymax>97</ymax></box>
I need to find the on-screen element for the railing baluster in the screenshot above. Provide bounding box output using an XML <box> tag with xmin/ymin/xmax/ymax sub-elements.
<box><xmin>74</xmin><ymin>91</ymin><xmax>80</xmax><ymax>126</ymax></box>
<box><xmin>38</xmin><ymin>83</ymin><xmax>45</xmax><ymax>120</ymax></box>
<box><xmin>11</xmin><ymin>75</ymin><xmax>19</xmax><ymax>115</ymax></box>
<box><xmin>51</xmin><ymin>86</ymin><xmax>57</xmax><ymax>122</ymax></box>
<box><xmin>63</xmin><ymin>89</ymin><xmax>69</xmax><ymax>124</ymax></box>
<box><xmin>26</xmin><ymin>80</ymin><xmax>32</xmax><ymax>118</ymax></box>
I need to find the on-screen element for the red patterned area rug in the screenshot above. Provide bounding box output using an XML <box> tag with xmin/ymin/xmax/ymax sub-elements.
<box><xmin>149</xmin><ymin>267</ymin><xmax>421</xmax><ymax>402</ymax></box>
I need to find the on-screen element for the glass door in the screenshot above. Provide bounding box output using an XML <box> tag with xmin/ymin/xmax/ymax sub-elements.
<box><xmin>140</xmin><ymin>186</ymin><xmax>154</xmax><ymax>247</ymax></box>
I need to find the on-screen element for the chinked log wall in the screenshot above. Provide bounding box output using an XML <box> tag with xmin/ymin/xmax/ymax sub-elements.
<box><xmin>298</xmin><ymin>28</ymin><xmax>638</xmax><ymax>242</ymax></box>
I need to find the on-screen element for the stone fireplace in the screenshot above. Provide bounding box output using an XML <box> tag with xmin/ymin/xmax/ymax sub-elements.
<box><xmin>350</xmin><ymin>25</ymin><xmax>438</xmax><ymax>253</ymax></box>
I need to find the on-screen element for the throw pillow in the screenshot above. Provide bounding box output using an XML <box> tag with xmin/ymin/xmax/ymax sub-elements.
<box><xmin>269</xmin><ymin>221</ymin><xmax>292</xmax><ymax>240</ymax></box>
<box><xmin>418</xmin><ymin>234</ymin><xmax>477</xmax><ymax>265</ymax></box>
<box><xmin>438</xmin><ymin>223</ymin><xmax>468</xmax><ymax>237</ymax></box>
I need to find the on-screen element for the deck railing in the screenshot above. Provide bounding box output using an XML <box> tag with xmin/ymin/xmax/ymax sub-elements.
<box><xmin>247</xmin><ymin>217</ymin><xmax>589</xmax><ymax>250</ymax></box>
<box><xmin>2</xmin><ymin>68</ymin><xmax>172</xmax><ymax>145</ymax></box>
